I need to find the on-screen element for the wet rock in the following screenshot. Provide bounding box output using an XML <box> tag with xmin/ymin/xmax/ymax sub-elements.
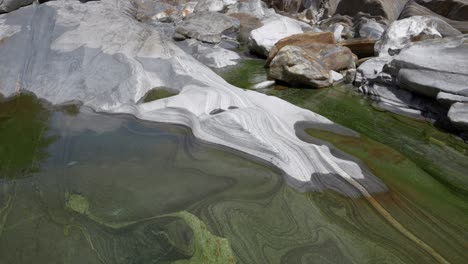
<box><xmin>174</xmin><ymin>11</ymin><xmax>240</xmax><ymax>43</ymax></box>
<box><xmin>248</xmin><ymin>14</ymin><xmax>315</xmax><ymax>57</ymax></box>
<box><xmin>269</xmin><ymin>43</ymin><xmax>355</xmax><ymax>88</ymax></box>
<box><xmin>0</xmin><ymin>0</ymin><xmax>33</xmax><ymax>13</ymax></box>
<box><xmin>266</xmin><ymin>32</ymin><xmax>335</xmax><ymax>66</ymax></box>
<box><xmin>375</xmin><ymin>16</ymin><xmax>461</xmax><ymax>56</ymax></box>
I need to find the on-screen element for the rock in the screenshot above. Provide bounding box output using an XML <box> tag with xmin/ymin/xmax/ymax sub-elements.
<box><xmin>390</xmin><ymin>35</ymin><xmax>468</xmax><ymax>96</ymax></box>
<box><xmin>265</xmin><ymin>32</ymin><xmax>335</xmax><ymax>66</ymax></box>
<box><xmin>331</xmin><ymin>0</ymin><xmax>410</xmax><ymax>23</ymax></box>
<box><xmin>194</xmin><ymin>0</ymin><xmax>226</xmax><ymax>13</ymax></box>
<box><xmin>399</xmin><ymin>1</ymin><xmax>468</xmax><ymax>34</ymax></box>
<box><xmin>414</xmin><ymin>0</ymin><xmax>468</xmax><ymax>21</ymax></box>
<box><xmin>448</xmin><ymin>103</ymin><xmax>468</xmax><ymax>131</ymax></box>
<box><xmin>228</xmin><ymin>12</ymin><xmax>263</xmax><ymax>42</ymax></box>
<box><xmin>0</xmin><ymin>0</ymin><xmax>33</xmax><ymax>13</ymax></box>
<box><xmin>332</xmin><ymin>23</ymin><xmax>344</xmax><ymax>41</ymax></box>
<box><xmin>330</xmin><ymin>70</ymin><xmax>344</xmax><ymax>82</ymax></box>
<box><xmin>226</xmin><ymin>0</ymin><xmax>266</xmax><ymax>19</ymax></box>
<box><xmin>269</xmin><ymin>44</ymin><xmax>355</xmax><ymax>88</ymax></box>
<box><xmin>354</xmin><ymin>56</ymin><xmax>392</xmax><ymax>86</ymax></box>
<box><xmin>358</xmin><ymin>19</ymin><xmax>385</xmax><ymax>39</ymax></box>
<box><xmin>251</xmin><ymin>80</ymin><xmax>275</xmax><ymax>89</ymax></box>
<box><xmin>178</xmin><ymin>39</ymin><xmax>241</xmax><ymax>68</ymax></box>
<box><xmin>375</xmin><ymin>16</ymin><xmax>462</xmax><ymax>56</ymax></box>
<box><xmin>248</xmin><ymin>14</ymin><xmax>315</xmax><ymax>57</ymax></box>
<box><xmin>0</xmin><ymin>0</ymin><xmax>380</xmax><ymax>191</ymax></box>
<box><xmin>437</xmin><ymin>92</ymin><xmax>468</xmax><ymax>106</ymax></box>
<box><xmin>339</xmin><ymin>38</ymin><xmax>376</xmax><ymax>58</ymax></box>
<box><xmin>175</xmin><ymin>11</ymin><xmax>240</xmax><ymax>43</ymax></box>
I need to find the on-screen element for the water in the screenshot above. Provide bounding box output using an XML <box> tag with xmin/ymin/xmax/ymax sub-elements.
<box><xmin>0</xmin><ymin>88</ymin><xmax>467</xmax><ymax>264</ymax></box>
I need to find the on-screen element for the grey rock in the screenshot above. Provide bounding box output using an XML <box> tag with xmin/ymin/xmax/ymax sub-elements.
<box><xmin>448</xmin><ymin>103</ymin><xmax>468</xmax><ymax>131</ymax></box>
<box><xmin>226</xmin><ymin>0</ymin><xmax>265</xmax><ymax>19</ymax></box>
<box><xmin>174</xmin><ymin>11</ymin><xmax>240</xmax><ymax>43</ymax></box>
<box><xmin>437</xmin><ymin>92</ymin><xmax>468</xmax><ymax>106</ymax></box>
<box><xmin>177</xmin><ymin>39</ymin><xmax>241</xmax><ymax>68</ymax></box>
<box><xmin>358</xmin><ymin>20</ymin><xmax>385</xmax><ymax>39</ymax></box>
<box><xmin>0</xmin><ymin>0</ymin><xmax>33</xmax><ymax>13</ymax></box>
<box><xmin>194</xmin><ymin>0</ymin><xmax>226</xmax><ymax>13</ymax></box>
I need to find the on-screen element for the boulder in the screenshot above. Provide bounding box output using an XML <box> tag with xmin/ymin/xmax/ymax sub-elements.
<box><xmin>269</xmin><ymin>44</ymin><xmax>355</xmax><ymax>88</ymax></box>
<box><xmin>414</xmin><ymin>0</ymin><xmax>468</xmax><ymax>21</ymax></box>
<box><xmin>331</xmin><ymin>0</ymin><xmax>410</xmax><ymax>23</ymax></box>
<box><xmin>375</xmin><ymin>16</ymin><xmax>461</xmax><ymax>56</ymax></box>
<box><xmin>174</xmin><ymin>11</ymin><xmax>240</xmax><ymax>43</ymax></box>
<box><xmin>0</xmin><ymin>0</ymin><xmax>33</xmax><ymax>13</ymax></box>
<box><xmin>448</xmin><ymin>103</ymin><xmax>468</xmax><ymax>131</ymax></box>
<box><xmin>399</xmin><ymin>1</ymin><xmax>468</xmax><ymax>33</ymax></box>
<box><xmin>339</xmin><ymin>38</ymin><xmax>376</xmax><ymax>58</ymax></box>
<box><xmin>248</xmin><ymin>14</ymin><xmax>315</xmax><ymax>57</ymax></box>
<box><xmin>265</xmin><ymin>32</ymin><xmax>336</xmax><ymax>66</ymax></box>
<box><xmin>357</xmin><ymin>19</ymin><xmax>386</xmax><ymax>39</ymax></box>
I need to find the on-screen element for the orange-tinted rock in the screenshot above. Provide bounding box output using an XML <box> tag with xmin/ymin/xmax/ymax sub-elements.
<box><xmin>339</xmin><ymin>38</ymin><xmax>377</xmax><ymax>58</ymax></box>
<box><xmin>265</xmin><ymin>32</ymin><xmax>336</xmax><ymax>66</ymax></box>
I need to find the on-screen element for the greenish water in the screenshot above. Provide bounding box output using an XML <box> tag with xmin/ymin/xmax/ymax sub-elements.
<box><xmin>1</xmin><ymin>89</ymin><xmax>467</xmax><ymax>264</ymax></box>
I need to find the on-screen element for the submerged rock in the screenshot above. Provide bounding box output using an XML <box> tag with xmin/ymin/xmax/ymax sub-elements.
<box><xmin>269</xmin><ymin>43</ymin><xmax>355</xmax><ymax>88</ymax></box>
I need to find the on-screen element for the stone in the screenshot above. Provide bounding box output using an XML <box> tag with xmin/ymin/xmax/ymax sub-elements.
<box><xmin>400</xmin><ymin>1</ymin><xmax>468</xmax><ymax>33</ymax></box>
<box><xmin>248</xmin><ymin>14</ymin><xmax>315</xmax><ymax>57</ymax></box>
<box><xmin>194</xmin><ymin>0</ymin><xmax>227</xmax><ymax>13</ymax></box>
<box><xmin>174</xmin><ymin>11</ymin><xmax>240</xmax><ymax>43</ymax></box>
<box><xmin>339</xmin><ymin>38</ymin><xmax>376</xmax><ymax>58</ymax></box>
<box><xmin>437</xmin><ymin>92</ymin><xmax>468</xmax><ymax>106</ymax></box>
<box><xmin>0</xmin><ymin>0</ymin><xmax>377</xmax><ymax>189</ymax></box>
<box><xmin>265</xmin><ymin>32</ymin><xmax>335</xmax><ymax>66</ymax></box>
<box><xmin>0</xmin><ymin>0</ymin><xmax>33</xmax><ymax>13</ymax></box>
<box><xmin>358</xmin><ymin>19</ymin><xmax>385</xmax><ymax>40</ymax></box>
<box><xmin>375</xmin><ymin>16</ymin><xmax>461</xmax><ymax>56</ymax></box>
<box><xmin>251</xmin><ymin>80</ymin><xmax>275</xmax><ymax>89</ymax></box>
<box><xmin>414</xmin><ymin>0</ymin><xmax>468</xmax><ymax>21</ymax></box>
<box><xmin>448</xmin><ymin>103</ymin><xmax>468</xmax><ymax>131</ymax></box>
<box><xmin>330</xmin><ymin>0</ymin><xmax>410</xmax><ymax>23</ymax></box>
<box><xmin>226</xmin><ymin>0</ymin><xmax>266</xmax><ymax>19</ymax></box>
<box><xmin>269</xmin><ymin>44</ymin><xmax>355</xmax><ymax>88</ymax></box>
<box><xmin>178</xmin><ymin>39</ymin><xmax>241</xmax><ymax>68</ymax></box>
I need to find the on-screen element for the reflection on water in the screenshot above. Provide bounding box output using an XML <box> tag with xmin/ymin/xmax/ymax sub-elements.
<box><xmin>0</xmin><ymin>94</ymin><xmax>467</xmax><ymax>263</ymax></box>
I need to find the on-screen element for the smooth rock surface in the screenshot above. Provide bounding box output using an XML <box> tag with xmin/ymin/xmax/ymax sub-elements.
<box><xmin>248</xmin><ymin>14</ymin><xmax>315</xmax><ymax>57</ymax></box>
<box><xmin>178</xmin><ymin>39</ymin><xmax>241</xmax><ymax>68</ymax></box>
<box><xmin>375</xmin><ymin>16</ymin><xmax>461</xmax><ymax>56</ymax></box>
<box><xmin>0</xmin><ymin>0</ymin><xmax>373</xmax><ymax>188</ymax></box>
<box><xmin>448</xmin><ymin>103</ymin><xmax>468</xmax><ymax>131</ymax></box>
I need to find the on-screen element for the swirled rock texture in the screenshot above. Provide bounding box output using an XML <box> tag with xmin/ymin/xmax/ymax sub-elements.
<box><xmin>0</xmin><ymin>0</ymin><xmax>380</xmax><ymax>192</ymax></box>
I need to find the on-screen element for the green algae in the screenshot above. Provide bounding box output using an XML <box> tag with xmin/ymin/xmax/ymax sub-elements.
<box><xmin>139</xmin><ymin>88</ymin><xmax>179</xmax><ymax>103</ymax></box>
<box><xmin>172</xmin><ymin>211</ymin><xmax>235</xmax><ymax>264</ymax></box>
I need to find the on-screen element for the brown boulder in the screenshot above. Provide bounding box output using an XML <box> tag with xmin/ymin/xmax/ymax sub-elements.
<box><xmin>268</xmin><ymin>43</ymin><xmax>355</xmax><ymax>88</ymax></box>
<box><xmin>339</xmin><ymin>38</ymin><xmax>376</xmax><ymax>58</ymax></box>
<box><xmin>265</xmin><ymin>32</ymin><xmax>336</xmax><ymax>66</ymax></box>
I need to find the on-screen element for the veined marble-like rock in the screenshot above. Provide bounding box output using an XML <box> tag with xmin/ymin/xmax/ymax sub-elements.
<box><xmin>375</xmin><ymin>16</ymin><xmax>461</xmax><ymax>56</ymax></box>
<box><xmin>248</xmin><ymin>14</ymin><xmax>315</xmax><ymax>57</ymax></box>
<box><xmin>0</xmin><ymin>0</ymin><xmax>378</xmax><ymax>191</ymax></box>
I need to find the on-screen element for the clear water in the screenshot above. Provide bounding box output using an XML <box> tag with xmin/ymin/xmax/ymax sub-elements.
<box><xmin>1</xmin><ymin>81</ymin><xmax>467</xmax><ymax>264</ymax></box>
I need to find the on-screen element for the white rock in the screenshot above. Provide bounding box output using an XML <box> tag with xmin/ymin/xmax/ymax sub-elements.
<box><xmin>375</xmin><ymin>16</ymin><xmax>461</xmax><ymax>56</ymax></box>
<box><xmin>195</xmin><ymin>0</ymin><xmax>226</xmax><ymax>13</ymax></box>
<box><xmin>330</xmin><ymin>70</ymin><xmax>344</xmax><ymax>83</ymax></box>
<box><xmin>0</xmin><ymin>0</ymin><xmax>377</xmax><ymax>191</ymax></box>
<box><xmin>448</xmin><ymin>103</ymin><xmax>468</xmax><ymax>131</ymax></box>
<box><xmin>248</xmin><ymin>14</ymin><xmax>315</xmax><ymax>57</ymax></box>
<box><xmin>332</xmin><ymin>24</ymin><xmax>344</xmax><ymax>42</ymax></box>
<box><xmin>251</xmin><ymin>80</ymin><xmax>275</xmax><ymax>89</ymax></box>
